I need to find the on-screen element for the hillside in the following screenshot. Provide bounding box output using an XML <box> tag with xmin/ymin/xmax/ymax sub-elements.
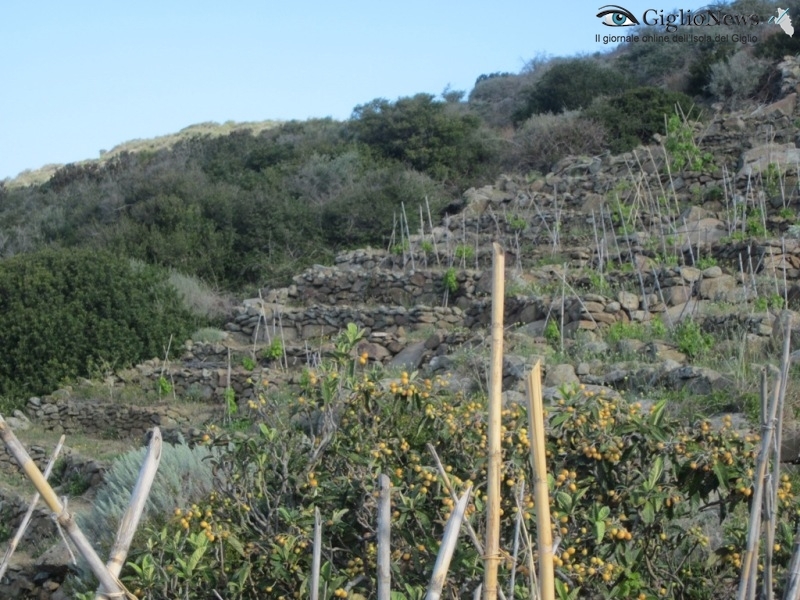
<box><xmin>3</xmin><ymin>3</ymin><xmax>800</xmax><ymax>598</ymax></box>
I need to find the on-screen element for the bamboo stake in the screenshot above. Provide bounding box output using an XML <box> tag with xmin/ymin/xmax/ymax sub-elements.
<box><xmin>377</xmin><ymin>474</ymin><xmax>391</xmax><ymax>600</ymax></box>
<box><xmin>783</xmin><ymin>522</ymin><xmax>800</xmax><ymax>599</ymax></box>
<box><xmin>484</xmin><ymin>242</ymin><xmax>505</xmax><ymax>600</ymax></box>
<box><xmin>0</xmin><ymin>416</ymin><xmax>128</xmax><ymax>599</ymax></box>
<box><xmin>526</xmin><ymin>362</ymin><xmax>555</xmax><ymax>600</ymax></box>
<box><xmin>96</xmin><ymin>428</ymin><xmax>162</xmax><ymax>599</ymax></box>
<box><xmin>738</xmin><ymin>366</ymin><xmax>782</xmax><ymax>600</ymax></box>
<box><xmin>0</xmin><ymin>434</ymin><xmax>65</xmax><ymax>581</ymax></box>
<box><xmin>426</xmin><ymin>485</ymin><xmax>473</xmax><ymax>600</ymax></box>
<box><xmin>311</xmin><ymin>507</ymin><xmax>322</xmax><ymax>600</ymax></box>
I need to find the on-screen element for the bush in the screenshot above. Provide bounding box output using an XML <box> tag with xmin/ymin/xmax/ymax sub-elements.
<box><xmin>585</xmin><ymin>87</ymin><xmax>696</xmax><ymax>153</ymax></box>
<box><xmin>707</xmin><ymin>50</ymin><xmax>771</xmax><ymax>104</ymax></box>
<box><xmin>509</xmin><ymin>110</ymin><xmax>608</xmax><ymax>173</ymax></box>
<box><xmin>349</xmin><ymin>93</ymin><xmax>495</xmax><ymax>182</ymax></box>
<box><xmin>123</xmin><ymin>343</ymin><xmax>796</xmax><ymax>599</ymax></box>
<box><xmin>0</xmin><ymin>248</ymin><xmax>199</xmax><ymax>400</ymax></box>
<box><xmin>71</xmin><ymin>441</ymin><xmax>220</xmax><ymax>590</ymax></box>
<box><xmin>515</xmin><ymin>59</ymin><xmax>630</xmax><ymax>122</ymax></box>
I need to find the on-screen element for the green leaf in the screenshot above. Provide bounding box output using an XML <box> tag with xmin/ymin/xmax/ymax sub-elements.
<box><xmin>647</xmin><ymin>455</ymin><xmax>664</xmax><ymax>491</ymax></box>
<box><xmin>556</xmin><ymin>491</ymin><xmax>573</xmax><ymax>513</ymax></box>
<box><xmin>594</xmin><ymin>520</ymin><xmax>606</xmax><ymax>544</ymax></box>
<box><xmin>641</xmin><ymin>500</ymin><xmax>655</xmax><ymax>525</ymax></box>
<box><xmin>598</xmin><ymin>506</ymin><xmax>611</xmax><ymax>521</ymax></box>
<box><xmin>713</xmin><ymin>461</ymin><xmax>729</xmax><ymax>492</ymax></box>
<box><xmin>648</xmin><ymin>399</ymin><xmax>667</xmax><ymax>427</ymax></box>
<box><xmin>550</xmin><ymin>412</ymin><xmax>572</xmax><ymax>428</ymax></box>
<box><xmin>390</xmin><ymin>593</ymin><xmax>408</xmax><ymax>600</ymax></box>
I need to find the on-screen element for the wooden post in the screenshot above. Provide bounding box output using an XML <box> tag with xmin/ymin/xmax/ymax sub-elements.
<box><xmin>426</xmin><ymin>485</ymin><xmax>473</xmax><ymax>600</ymax></box>
<box><xmin>311</xmin><ymin>507</ymin><xmax>322</xmax><ymax>600</ymax></box>
<box><xmin>526</xmin><ymin>362</ymin><xmax>555</xmax><ymax>600</ymax></box>
<box><xmin>0</xmin><ymin>416</ymin><xmax>126</xmax><ymax>598</ymax></box>
<box><xmin>377</xmin><ymin>474</ymin><xmax>391</xmax><ymax>600</ymax></box>
<box><xmin>96</xmin><ymin>428</ymin><xmax>162</xmax><ymax>599</ymax></box>
<box><xmin>484</xmin><ymin>242</ymin><xmax>505</xmax><ymax>600</ymax></box>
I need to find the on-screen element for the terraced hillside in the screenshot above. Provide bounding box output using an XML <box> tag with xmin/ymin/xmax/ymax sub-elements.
<box><xmin>6</xmin><ymin>63</ymin><xmax>800</xmax><ymax>599</ymax></box>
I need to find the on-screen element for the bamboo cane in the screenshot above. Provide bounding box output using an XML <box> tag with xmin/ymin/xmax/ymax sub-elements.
<box><xmin>0</xmin><ymin>415</ymin><xmax>128</xmax><ymax>598</ymax></box>
<box><xmin>783</xmin><ymin>522</ymin><xmax>800</xmax><ymax>599</ymax></box>
<box><xmin>0</xmin><ymin>434</ymin><xmax>65</xmax><ymax>581</ymax></box>
<box><xmin>311</xmin><ymin>507</ymin><xmax>322</xmax><ymax>600</ymax></box>
<box><xmin>526</xmin><ymin>362</ymin><xmax>555</xmax><ymax>600</ymax></box>
<box><xmin>377</xmin><ymin>474</ymin><xmax>391</xmax><ymax>600</ymax></box>
<box><xmin>96</xmin><ymin>427</ymin><xmax>162</xmax><ymax>599</ymax></box>
<box><xmin>483</xmin><ymin>242</ymin><xmax>505</xmax><ymax>600</ymax></box>
<box><xmin>738</xmin><ymin>366</ymin><xmax>782</xmax><ymax>600</ymax></box>
<box><xmin>426</xmin><ymin>485</ymin><xmax>473</xmax><ymax>600</ymax></box>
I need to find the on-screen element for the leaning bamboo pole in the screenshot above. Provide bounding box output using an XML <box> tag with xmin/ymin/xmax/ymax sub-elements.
<box><xmin>0</xmin><ymin>434</ymin><xmax>65</xmax><ymax>581</ymax></box>
<box><xmin>0</xmin><ymin>415</ymin><xmax>128</xmax><ymax>598</ymax></box>
<box><xmin>526</xmin><ymin>362</ymin><xmax>555</xmax><ymax>600</ymax></box>
<box><xmin>311</xmin><ymin>507</ymin><xmax>322</xmax><ymax>600</ymax></box>
<box><xmin>96</xmin><ymin>427</ymin><xmax>162</xmax><ymax>599</ymax></box>
<box><xmin>426</xmin><ymin>485</ymin><xmax>473</xmax><ymax>600</ymax></box>
<box><xmin>484</xmin><ymin>242</ymin><xmax>505</xmax><ymax>600</ymax></box>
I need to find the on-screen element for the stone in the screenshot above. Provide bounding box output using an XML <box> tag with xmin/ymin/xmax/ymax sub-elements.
<box><xmin>387</xmin><ymin>341</ymin><xmax>428</xmax><ymax>371</ymax></box>
<box><xmin>665</xmin><ymin>285</ymin><xmax>693</xmax><ymax>306</ymax></box>
<box><xmin>702</xmin><ymin>266</ymin><xmax>723</xmax><ymax>278</ymax></box>
<box><xmin>680</xmin><ymin>266</ymin><xmax>703</xmax><ymax>282</ymax></box>
<box><xmin>698</xmin><ymin>275</ymin><xmax>737</xmax><ymax>300</ymax></box>
<box><xmin>663</xmin><ymin>366</ymin><xmax>734</xmax><ymax>395</ymax></box>
<box><xmin>675</xmin><ymin>217</ymin><xmax>727</xmax><ymax>248</ymax></box>
<box><xmin>738</xmin><ymin>143</ymin><xmax>800</xmax><ymax>178</ymax></box>
<box><xmin>617</xmin><ymin>291</ymin><xmax>639</xmax><ymax>311</ymax></box>
<box><xmin>544</xmin><ymin>364</ymin><xmax>579</xmax><ymax>387</ymax></box>
<box><xmin>357</xmin><ymin>341</ymin><xmax>391</xmax><ymax>362</ymax></box>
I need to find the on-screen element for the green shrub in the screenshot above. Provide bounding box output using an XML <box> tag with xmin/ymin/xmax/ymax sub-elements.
<box><xmin>585</xmin><ymin>87</ymin><xmax>696</xmax><ymax>154</ymax></box>
<box><xmin>515</xmin><ymin>59</ymin><xmax>630</xmax><ymax>122</ymax></box>
<box><xmin>191</xmin><ymin>327</ymin><xmax>228</xmax><ymax>343</ymax></box>
<box><xmin>73</xmin><ymin>442</ymin><xmax>219</xmax><ymax>586</ymax></box>
<box><xmin>262</xmin><ymin>338</ymin><xmax>283</xmax><ymax>361</ymax></box>
<box><xmin>123</xmin><ymin>353</ymin><xmax>792</xmax><ymax>600</ymax></box>
<box><xmin>755</xmin><ymin>26</ymin><xmax>800</xmax><ymax>60</ymax></box>
<box><xmin>509</xmin><ymin>111</ymin><xmax>608</xmax><ymax>173</ymax></box>
<box><xmin>673</xmin><ymin>319</ymin><xmax>713</xmax><ymax>359</ymax></box>
<box><xmin>0</xmin><ymin>248</ymin><xmax>199</xmax><ymax>400</ymax></box>
<box><xmin>442</xmin><ymin>267</ymin><xmax>458</xmax><ymax>294</ymax></box>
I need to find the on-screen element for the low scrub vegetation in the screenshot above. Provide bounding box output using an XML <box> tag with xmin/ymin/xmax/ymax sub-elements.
<box><xmin>79</xmin><ymin>326</ymin><xmax>797</xmax><ymax>600</ymax></box>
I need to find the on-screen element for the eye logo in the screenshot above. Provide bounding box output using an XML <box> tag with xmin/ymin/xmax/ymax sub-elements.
<box><xmin>596</xmin><ymin>5</ymin><xmax>640</xmax><ymax>27</ymax></box>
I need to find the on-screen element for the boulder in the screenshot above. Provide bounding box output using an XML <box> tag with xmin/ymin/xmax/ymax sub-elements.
<box><xmin>544</xmin><ymin>364</ymin><xmax>579</xmax><ymax>387</ymax></box>
<box><xmin>739</xmin><ymin>143</ymin><xmax>800</xmax><ymax>178</ymax></box>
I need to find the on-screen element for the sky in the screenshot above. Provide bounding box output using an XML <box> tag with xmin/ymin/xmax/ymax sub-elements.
<box><xmin>0</xmin><ymin>1</ymin><xmax>748</xmax><ymax>180</ymax></box>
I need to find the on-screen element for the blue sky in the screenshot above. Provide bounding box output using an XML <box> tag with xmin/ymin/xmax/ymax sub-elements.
<box><xmin>0</xmin><ymin>1</ymin><xmax>746</xmax><ymax>180</ymax></box>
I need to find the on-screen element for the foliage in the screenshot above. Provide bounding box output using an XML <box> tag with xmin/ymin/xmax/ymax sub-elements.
<box><xmin>241</xmin><ymin>356</ymin><xmax>256</xmax><ymax>371</ymax></box>
<box><xmin>72</xmin><ymin>442</ymin><xmax>219</xmax><ymax>589</ymax></box>
<box><xmin>442</xmin><ymin>267</ymin><xmax>458</xmax><ymax>294</ymax></box>
<box><xmin>124</xmin><ymin>345</ymin><xmax>797</xmax><ymax>599</ymax></box>
<box><xmin>545</xmin><ymin>319</ymin><xmax>561</xmax><ymax>345</ymax></box>
<box><xmin>262</xmin><ymin>338</ymin><xmax>284</xmax><ymax>361</ymax></box>
<box><xmin>672</xmin><ymin>319</ymin><xmax>713</xmax><ymax>359</ymax></box>
<box><xmin>515</xmin><ymin>59</ymin><xmax>630</xmax><ymax>122</ymax></box>
<box><xmin>695</xmin><ymin>257</ymin><xmax>718</xmax><ymax>270</ymax></box>
<box><xmin>664</xmin><ymin>114</ymin><xmax>715</xmax><ymax>172</ymax></box>
<box><xmin>509</xmin><ymin>111</ymin><xmax>608</xmax><ymax>174</ymax></box>
<box><xmin>0</xmin><ymin>122</ymin><xmax>451</xmax><ymax>292</ymax></box>
<box><xmin>158</xmin><ymin>376</ymin><xmax>173</xmax><ymax>396</ymax></box>
<box><xmin>585</xmin><ymin>87</ymin><xmax>696</xmax><ymax>154</ymax></box>
<box><xmin>755</xmin><ymin>18</ymin><xmax>800</xmax><ymax>60</ymax></box>
<box><xmin>707</xmin><ymin>51</ymin><xmax>771</xmax><ymax>104</ymax></box>
<box><xmin>349</xmin><ymin>94</ymin><xmax>495</xmax><ymax>182</ymax></box>
<box><xmin>0</xmin><ymin>248</ymin><xmax>199</xmax><ymax>401</ymax></box>
<box><xmin>454</xmin><ymin>244</ymin><xmax>474</xmax><ymax>261</ymax></box>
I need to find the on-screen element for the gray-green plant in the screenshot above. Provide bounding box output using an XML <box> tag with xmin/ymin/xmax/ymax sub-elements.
<box><xmin>75</xmin><ymin>441</ymin><xmax>220</xmax><ymax>567</ymax></box>
<box><xmin>454</xmin><ymin>244</ymin><xmax>474</xmax><ymax>261</ymax></box>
